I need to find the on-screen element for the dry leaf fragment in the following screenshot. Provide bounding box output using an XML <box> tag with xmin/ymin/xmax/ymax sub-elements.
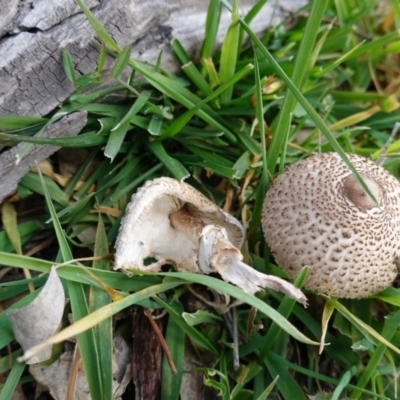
<box><xmin>8</xmin><ymin>267</ymin><xmax>65</xmax><ymax>364</ymax></box>
<box><xmin>29</xmin><ymin>335</ymin><xmax>131</xmax><ymax>400</ymax></box>
<box><xmin>114</xmin><ymin>177</ymin><xmax>307</xmax><ymax>306</ymax></box>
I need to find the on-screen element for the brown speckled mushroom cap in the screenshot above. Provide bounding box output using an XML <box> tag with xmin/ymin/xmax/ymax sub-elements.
<box><xmin>262</xmin><ymin>152</ymin><xmax>400</xmax><ymax>298</ymax></box>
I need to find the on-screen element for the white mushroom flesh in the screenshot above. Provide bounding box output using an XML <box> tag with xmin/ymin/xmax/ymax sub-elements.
<box><xmin>115</xmin><ymin>177</ymin><xmax>308</xmax><ymax>305</ymax></box>
<box><xmin>262</xmin><ymin>152</ymin><xmax>400</xmax><ymax>298</ymax></box>
<box><xmin>114</xmin><ymin>178</ymin><xmax>243</xmax><ymax>273</ymax></box>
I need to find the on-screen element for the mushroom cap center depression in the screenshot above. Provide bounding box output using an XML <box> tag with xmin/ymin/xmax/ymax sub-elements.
<box><xmin>342</xmin><ymin>174</ymin><xmax>381</xmax><ymax>211</ymax></box>
<box><xmin>262</xmin><ymin>153</ymin><xmax>400</xmax><ymax>298</ymax></box>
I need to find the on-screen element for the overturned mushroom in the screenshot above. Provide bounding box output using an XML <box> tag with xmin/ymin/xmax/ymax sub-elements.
<box><xmin>262</xmin><ymin>152</ymin><xmax>400</xmax><ymax>298</ymax></box>
<box><xmin>114</xmin><ymin>177</ymin><xmax>307</xmax><ymax>305</ymax></box>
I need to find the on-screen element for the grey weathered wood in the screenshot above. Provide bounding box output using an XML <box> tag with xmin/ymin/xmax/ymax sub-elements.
<box><xmin>0</xmin><ymin>111</ymin><xmax>87</xmax><ymax>203</ymax></box>
<box><xmin>0</xmin><ymin>0</ymin><xmax>307</xmax><ymax>117</ymax></box>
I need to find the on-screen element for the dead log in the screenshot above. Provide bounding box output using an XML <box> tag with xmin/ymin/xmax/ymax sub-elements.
<box><xmin>0</xmin><ymin>111</ymin><xmax>87</xmax><ymax>203</ymax></box>
<box><xmin>0</xmin><ymin>0</ymin><xmax>307</xmax><ymax>117</ymax></box>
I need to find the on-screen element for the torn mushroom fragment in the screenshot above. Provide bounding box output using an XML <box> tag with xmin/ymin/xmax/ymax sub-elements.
<box><xmin>262</xmin><ymin>152</ymin><xmax>400</xmax><ymax>299</ymax></box>
<box><xmin>114</xmin><ymin>177</ymin><xmax>307</xmax><ymax>306</ymax></box>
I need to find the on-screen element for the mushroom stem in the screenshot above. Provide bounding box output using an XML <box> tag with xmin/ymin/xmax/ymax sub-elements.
<box><xmin>199</xmin><ymin>225</ymin><xmax>308</xmax><ymax>306</ymax></box>
<box><xmin>169</xmin><ymin>208</ymin><xmax>307</xmax><ymax>305</ymax></box>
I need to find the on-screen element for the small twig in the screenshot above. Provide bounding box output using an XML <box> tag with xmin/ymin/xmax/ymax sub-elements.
<box><xmin>25</xmin><ymin>236</ymin><xmax>54</xmax><ymax>257</ymax></box>
<box><xmin>231</xmin><ymin>307</ymin><xmax>240</xmax><ymax>371</ymax></box>
<box><xmin>223</xmin><ymin>308</ymin><xmax>240</xmax><ymax>371</ymax></box>
<box><xmin>377</xmin><ymin>122</ymin><xmax>400</xmax><ymax>166</ymax></box>
<box><xmin>0</xmin><ymin>267</ymin><xmax>13</xmax><ymax>280</ymax></box>
<box><xmin>246</xmin><ymin>306</ymin><xmax>263</xmax><ymax>339</ymax></box>
<box><xmin>53</xmin><ymin>254</ymin><xmax>113</xmax><ymax>269</ymax></box>
<box><xmin>143</xmin><ymin>308</ymin><xmax>177</xmax><ymax>374</ymax></box>
<box><xmin>67</xmin><ymin>345</ymin><xmax>81</xmax><ymax>400</ymax></box>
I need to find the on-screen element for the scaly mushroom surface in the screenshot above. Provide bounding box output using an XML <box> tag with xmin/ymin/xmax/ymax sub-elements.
<box><xmin>115</xmin><ymin>177</ymin><xmax>307</xmax><ymax>305</ymax></box>
<box><xmin>262</xmin><ymin>152</ymin><xmax>400</xmax><ymax>298</ymax></box>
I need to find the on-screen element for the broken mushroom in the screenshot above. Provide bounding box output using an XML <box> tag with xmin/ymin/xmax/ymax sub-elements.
<box><xmin>262</xmin><ymin>152</ymin><xmax>400</xmax><ymax>298</ymax></box>
<box><xmin>114</xmin><ymin>177</ymin><xmax>307</xmax><ymax>306</ymax></box>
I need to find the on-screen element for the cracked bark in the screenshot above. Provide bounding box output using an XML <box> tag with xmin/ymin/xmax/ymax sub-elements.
<box><xmin>0</xmin><ymin>0</ymin><xmax>307</xmax><ymax>117</ymax></box>
<box><xmin>131</xmin><ymin>307</ymin><xmax>167</xmax><ymax>400</ymax></box>
<box><xmin>0</xmin><ymin>111</ymin><xmax>87</xmax><ymax>203</ymax></box>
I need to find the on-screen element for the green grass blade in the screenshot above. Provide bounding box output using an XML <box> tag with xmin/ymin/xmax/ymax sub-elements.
<box><xmin>106</xmin><ymin>163</ymin><xmax>163</xmax><ymax>204</ymax></box>
<box><xmin>0</xmin><ymin>357</ymin><xmax>25</xmax><ymax>400</ymax></box>
<box><xmin>147</xmin><ymin>140</ymin><xmax>190</xmax><ymax>181</ymax></box>
<box><xmin>75</xmin><ymin>0</ymin><xmax>120</xmax><ymax>52</ymax></box>
<box><xmin>74</xmin><ymin>0</ymin><xmax>235</xmax><ymax>144</ymax></box>
<box><xmin>162</xmin><ymin>63</ymin><xmax>253</xmax><ymax>138</ymax></box>
<box><xmin>171</xmin><ymin>39</ymin><xmax>213</xmax><ymax>96</ymax></box>
<box><xmin>1</xmin><ymin>203</ymin><xmax>22</xmax><ymax>255</ymax></box>
<box><xmin>350</xmin><ymin>310</ymin><xmax>400</xmax><ymax>398</ymax></box>
<box><xmin>155</xmin><ymin>295</ymin><xmax>218</xmax><ymax>355</ymax></box>
<box><xmin>64</xmin><ymin>150</ymin><xmax>96</xmax><ymax>197</ymax></box>
<box><xmin>182</xmin><ymin>62</ymin><xmax>214</xmax><ymax>97</ymax></box>
<box><xmin>104</xmin><ymin>121</ymin><xmax>130</xmax><ymax>162</ymax></box>
<box><xmin>341</xmin><ymin>31</ymin><xmax>400</xmax><ymax>61</ymax></box>
<box><xmin>253</xmin><ymin>50</ymin><xmax>268</xmax><ymax>191</ymax></box>
<box><xmin>148</xmin><ymin>114</ymin><xmax>164</xmax><ymax>136</ymax></box>
<box><xmin>36</xmin><ymin>166</ymin><xmax>103</xmax><ymax>399</ymax></box>
<box><xmin>0</xmin><ymin>131</ymin><xmax>106</xmax><ymax>148</ymax></box>
<box><xmin>0</xmin><ymin>290</ymin><xmax>39</xmax><ymax>349</ymax></box>
<box><xmin>265</xmin><ymin>0</ymin><xmax>328</xmax><ymax>172</ymax></box>
<box><xmin>390</xmin><ymin>0</ymin><xmax>400</xmax><ymax>28</ymax></box>
<box><xmin>264</xmin><ymin>352</ymin><xmax>307</xmax><ymax>400</ymax></box>
<box><xmin>255</xmin><ymin>375</ymin><xmax>279</xmax><ymax>400</ymax></box>
<box><xmin>314</xmin><ymin>40</ymin><xmax>366</xmax><ymax>77</ymax></box>
<box><xmin>113</xmin><ymin>91</ymin><xmax>151</xmax><ymax>131</ymax></box>
<box><xmin>18</xmin><ymin>282</ymin><xmax>182</xmax><ymax>362</ymax></box>
<box><xmin>260</xmin><ymin>268</ymin><xmax>308</xmax><ymax>356</ymax></box>
<box><xmin>0</xmin><ymin>115</ymin><xmax>46</xmax><ymax>130</ymax></box>
<box><xmin>0</xmin><ymin>350</ymin><xmax>22</xmax><ymax>375</ymax></box>
<box><xmin>160</xmin><ymin>273</ymin><xmax>318</xmax><ymax>346</ymax></box>
<box><xmin>221</xmin><ymin>0</ymin><xmax>380</xmax><ymax>206</ymax></box>
<box><xmin>20</xmin><ymin>172</ymin><xmax>69</xmax><ymax>207</ymax></box>
<box><xmin>332</xmin><ymin>299</ymin><xmax>400</xmax><ymax>357</ymax></box>
<box><xmin>97</xmin><ymin>41</ymin><xmax>107</xmax><ymax>75</ymax></box>
<box><xmin>89</xmin><ymin>216</ymin><xmax>113</xmax><ymax>400</ymax></box>
<box><xmin>129</xmin><ymin>60</ymin><xmax>237</xmax><ymax>143</ymax></box>
<box><xmin>62</xmin><ymin>49</ymin><xmax>76</xmax><ymax>83</ymax></box>
<box><xmin>331</xmin><ymin>366</ymin><xmax>358</xmax><ymax>400</ymax></box>
<box><xmin>373</xmin><ymin>287</ymin><xmax>400</xmax><ymax>307</ymax></box>
<box><xmin>219</xmin><ymin>0</ymin><xmax>240</xmax><ymax>104</ymax></box>
<box><xmin>171</xmin><ymin>38</ymin><xmax>191</xmax><ymax>64</ymax></box>
<box><xmin>0</xmin><ymin>252</ymin><xmax>162</xmax><ymax>292</ymax></box>
<box><xmin>201</xmin><ymin>0</ymin><xmax>222</xmax><ymax>61</ymax></box>
<box><xmin>161</xmin><ymin>300</ymin><xmax>185</xmax><ymax>400</ymax></box>
<box><xmin>112</xmin><ymin>44</ymin><xmax>132</xmax><ymax>78</ymax></box>
<box><xmin>268</xmin><ymin>351</ymin><xmax>388</xmax><ymax>399</ymax></box>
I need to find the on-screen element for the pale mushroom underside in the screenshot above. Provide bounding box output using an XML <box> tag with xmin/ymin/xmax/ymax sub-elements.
<box><xmin>114</xmin><ymin>177</ymin><xmax>245</xmax><ymax>272</ymax></box>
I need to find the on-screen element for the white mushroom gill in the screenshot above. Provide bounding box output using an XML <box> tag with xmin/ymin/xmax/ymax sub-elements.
<box><xmin>115</xmin><ymin>177</ymin><xmax>307</xmax><ymax>306</ymax></box>
<box><xmin>262</xmin><ymin>152</ymin><xmax>400</xmax><ymax>298</ymax></box>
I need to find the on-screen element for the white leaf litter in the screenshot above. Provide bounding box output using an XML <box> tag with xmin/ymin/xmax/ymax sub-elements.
<box><xmin>114</xmin><ymin>177</ymin><xmax>307</xmax><ymax>306</ymax></box>
<box><xmin>8</xmin><ymin>267</ymin><xmax>65</xmax><ymax>364</ymax></box>
<box><xmin>29</xmin><ymin>335</ymin><xmax>131</xmax><ymax>400</ymax></box>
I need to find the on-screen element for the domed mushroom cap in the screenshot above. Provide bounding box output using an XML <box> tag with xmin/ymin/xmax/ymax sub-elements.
<box><xmin>262</xmin><ymin>152</ymin><xmax>400</xmax><ymax>298</ymax></box>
